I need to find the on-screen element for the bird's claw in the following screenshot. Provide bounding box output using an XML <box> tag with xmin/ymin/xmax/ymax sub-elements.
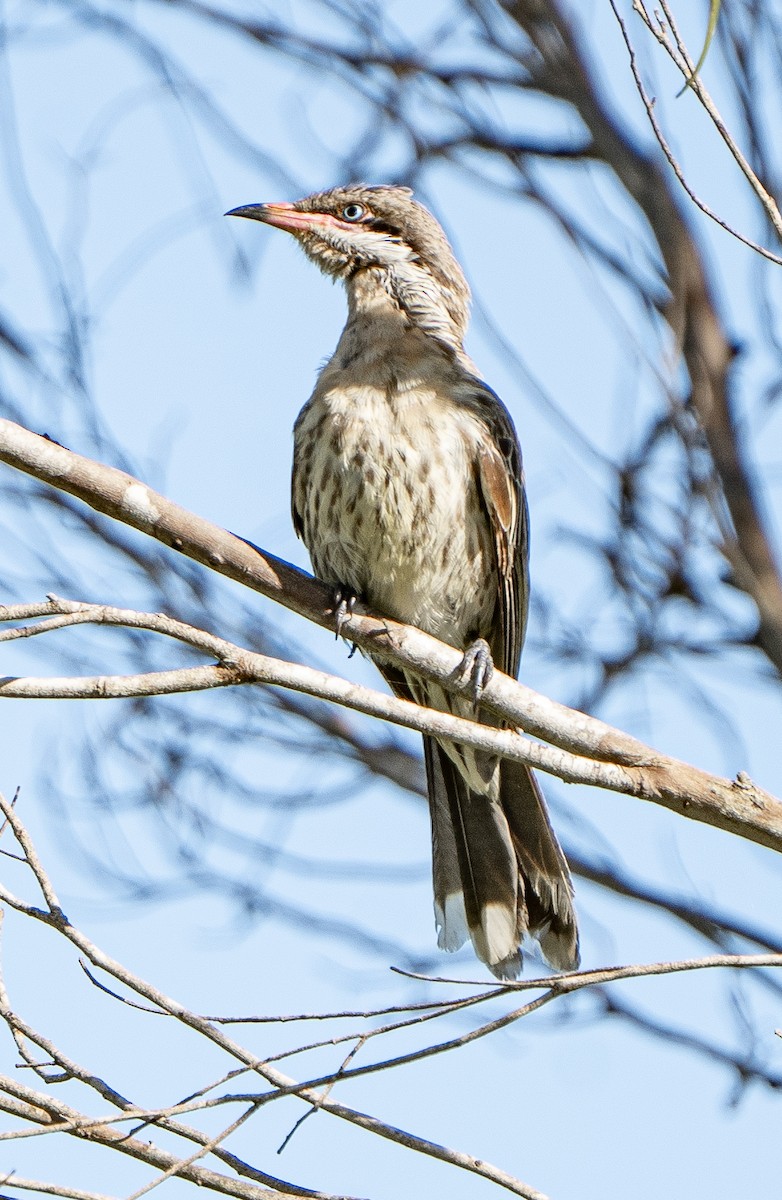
<box><xmin>455</xmin><ymin>637</ymin><xmax>494</xmax><ymax>710</ymax></box>
<box><xmin>331</xmin><ymin>585</ymin><xmax>359</xmax><ymax>642</ymax></box>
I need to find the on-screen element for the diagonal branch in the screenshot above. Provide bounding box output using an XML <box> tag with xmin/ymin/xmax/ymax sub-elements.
<box><xmin>0</xmin><ymin>423</ymin><xmax>781</xmax><ymax>851</ymax></box>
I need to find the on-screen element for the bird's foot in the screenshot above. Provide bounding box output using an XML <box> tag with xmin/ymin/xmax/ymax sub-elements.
<box><xmin>330</xmin><ymin>585</ymin><xmax>360</xmax><ymax>642</ymax></box>
<box><xmin>454</xmin><ymin>637</ymin><xmax>494</xmax><ymax>710</ymax></box>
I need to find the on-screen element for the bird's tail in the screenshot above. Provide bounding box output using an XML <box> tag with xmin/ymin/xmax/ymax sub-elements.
<box><xmin>425</xmin><ymin>736</ymin><xmax>579</xmax><ymax>979</ymax></box>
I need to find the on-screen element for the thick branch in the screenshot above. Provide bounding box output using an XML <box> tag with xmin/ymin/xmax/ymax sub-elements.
<box><xmin>0</xmin><ymin>423</ymin><xmax>781</xmax><ymax>851</ymax></box>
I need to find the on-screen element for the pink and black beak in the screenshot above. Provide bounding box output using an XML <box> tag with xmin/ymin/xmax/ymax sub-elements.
<box><xmin>226</xmin><ymin>202</ymin><xmax>362</xmax><ymax>236</ymax></box>
<box><xmin>225</xmin><ymin>202</ymin><xmax>322</xmax><ymax>234</ymax></box>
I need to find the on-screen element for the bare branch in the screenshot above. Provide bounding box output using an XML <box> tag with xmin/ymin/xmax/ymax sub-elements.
<box><xmin>0</xmin><ymin>663</ymin><xmax>237</xmax><ymax>700</ymax></box>
<box><xmin>0</xmin><ymin>1178</ymin><xmax>117</xmax><ymax>1200</ymax></box>
<box><xmin>637</xmin><ymin>0</ymin><xmax>782</xmax><ymax>244</ymax></box>
<box><xmin>610</xmin><ymin>1</ymin><xmax>782</xmax><ymax>265</ymax></box>
<box><xmin>2</xmin><ymin>797</ymin><xmax>780</xmax><ymax>1200</ymax></box>
<box><xmin>122</xmin><ymin>1104</ymin><xmax>262</xmax><ymax>1200</ymax></box>
<box><xmin>0</xmin><ymin>440</ymin><xmax>780</xmax><ymax>849</ymax></box>
<box><xmin>0</xmin><ymin>794</ymin><xmax>548</xmax><ymax>1200</ymax></box>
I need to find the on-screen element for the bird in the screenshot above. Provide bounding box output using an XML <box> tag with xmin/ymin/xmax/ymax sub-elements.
<box><xmin>226</xmin><ymin>184</ymin><xmax>579</xmax><ymax>978</ymax></box>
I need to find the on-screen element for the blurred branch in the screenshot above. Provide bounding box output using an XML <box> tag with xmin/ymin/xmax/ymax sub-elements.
<box><xmin>500</xmin><ymin>0</ymin><xmax>782</xmax><ymax>675</ymax></box>
<box><xmin>598</xmin><ymin>988</ymin><xmax>782</xmax><ymax>1097</ymax></box>
<box><xmin>1</xmin><ymin>433</ymin><xmax>781</xmax><ymax>850</ymax></box>
<box><xmin>569</xmin><ymin>852</ymin><xmax>782</xmax><ymax>956</ymax></box>
<box><xmin>0</xmin><ymin>312</ymin><xmax>36</xmax><ymax>367</ymax></box>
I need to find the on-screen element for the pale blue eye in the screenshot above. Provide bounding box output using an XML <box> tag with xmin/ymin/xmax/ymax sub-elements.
<box><xmin>342</xmin><ymin>204</ymin><xmax>365</xmax><ymax>221</ymax></box>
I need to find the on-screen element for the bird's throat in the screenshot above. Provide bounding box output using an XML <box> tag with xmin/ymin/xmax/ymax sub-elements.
<box><xmin>345</xmin><ymin>264</ymin><xmax>465</xmax><ymax>359</ymax></box>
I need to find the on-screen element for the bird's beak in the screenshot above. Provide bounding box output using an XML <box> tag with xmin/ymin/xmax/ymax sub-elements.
<box><xmin>225</xmin><ymin>202</ymin><xmax>322</xmax><ymax>234</ymax></box>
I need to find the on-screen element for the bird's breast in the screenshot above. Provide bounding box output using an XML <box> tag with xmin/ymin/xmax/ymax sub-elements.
<box><xmin>293</xmin><ymin>376</ymin><xmax>495</xmax><ymax>647</ymax></box>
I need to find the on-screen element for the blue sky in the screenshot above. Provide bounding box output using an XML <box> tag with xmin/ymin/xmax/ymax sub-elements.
<box><xmin>1</xmin><ymin>2</ymin><xmax>781</xmax><ymax>1198</ymax></box>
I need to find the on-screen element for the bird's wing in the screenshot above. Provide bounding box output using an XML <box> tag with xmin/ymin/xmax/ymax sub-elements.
<box><xmin>469</xmin><ymin>381</ymin><xmax>530</xmax><ymax>678</ymax></box>
<box><xmin>290</xmin><ymin>412</ymin><xmax>306</xmax><ymax>541</ymax></box>
<box><xmin>468</xmin><ymin>383</ymin><xmax>580</xmax><ymax>972</ymax></box>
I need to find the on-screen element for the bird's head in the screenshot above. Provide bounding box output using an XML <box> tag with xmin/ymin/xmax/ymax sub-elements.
<box><xmin>226</xmin><ymin>184</ymin><xmax>470</xmax><ymax>349</ymax></box>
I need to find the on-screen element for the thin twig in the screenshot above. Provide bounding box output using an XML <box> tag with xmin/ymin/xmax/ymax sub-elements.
<box><xmin>647</xmin><ymin>0</ymin><xmax>782</xmax><ymax>243</ymax></box>
<box><xmin>612</xmin><ymin>1</ymin><xmax>782</xmax><ymax>264</ymax></box>
<box><xmin>0</xmin><ymin>794</ymin><xmax>547</xmax><ymax>1200</ymax></box>
<box><xmin>122</xmin><ymin>1104</ymin><xmax>263</xmax><ymax>1200</ymax></box>
<box><xmin>0</xmin><ymin>1178</ymin><xmax>118</xmax><ymax>1200</ymax></box>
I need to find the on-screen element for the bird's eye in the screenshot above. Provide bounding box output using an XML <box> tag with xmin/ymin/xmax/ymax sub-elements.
<box><xmin>341</xmin><ymin>203</ymin><xmax>366</xmax><ymax>222</ymax></box>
